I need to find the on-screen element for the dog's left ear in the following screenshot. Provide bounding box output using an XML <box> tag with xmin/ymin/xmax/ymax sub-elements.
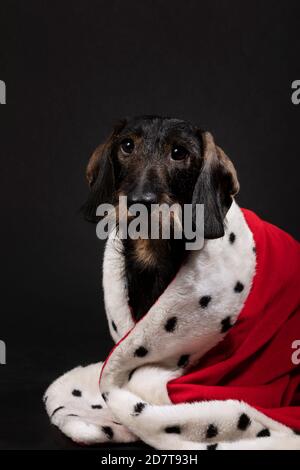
<box><xmin>193</xmin><ymin>131</ymin><xmax>239</xmax><ymax>239</ymax></box>
<box><xmin>82</xmin><ymin>120</ymin><xmax>126</xmax><ymax>222</ymax></box>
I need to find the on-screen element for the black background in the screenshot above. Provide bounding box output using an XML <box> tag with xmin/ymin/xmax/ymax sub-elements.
<box><xmin>0</xmin><ymin>0</ymin><xmax>299</xmax><ymax>450</ymax></box>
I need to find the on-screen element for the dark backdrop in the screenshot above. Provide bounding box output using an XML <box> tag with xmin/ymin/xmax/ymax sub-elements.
<box><xmin>0</xmin><ymin>0</ymin><xmax>299</xmax><ymax>450</ymax></box>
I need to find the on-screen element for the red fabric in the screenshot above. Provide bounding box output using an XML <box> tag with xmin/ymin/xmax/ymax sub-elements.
<box><xmin>167</xmin><ymin>209</ymin><xmax>300</xmax><ymax>431</ymax></box>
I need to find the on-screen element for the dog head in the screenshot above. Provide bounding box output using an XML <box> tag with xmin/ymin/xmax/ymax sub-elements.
<box><xmin>82</xmin><ymin>115</ymin><xmax>239</xmax><ymax>239</ymax></box>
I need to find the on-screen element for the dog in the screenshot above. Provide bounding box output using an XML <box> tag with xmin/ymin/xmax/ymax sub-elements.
<box><xmin>83</xmin><ymin>115</ymin><xmax>239</xmax><ymax>320</ymax></box>
<box><xmin>44</xmin><ymin>116</ymin><xmax>300</xmax><ymax>449</ymax></box>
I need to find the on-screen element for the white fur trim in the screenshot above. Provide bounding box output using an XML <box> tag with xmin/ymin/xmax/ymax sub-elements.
<box><xmin>44</xmin><ymin>201</ymin><xmax>299</xmax><ymax>449</ymax></box>
<box><xmin>44</xmin><ymin>363</ymin><xmax>137</xmax><ymax>445</ymax></box>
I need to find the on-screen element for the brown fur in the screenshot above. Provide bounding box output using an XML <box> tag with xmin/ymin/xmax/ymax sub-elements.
<box><xmin>132</xmin><ymin>239</ymin><xmax>159</xmax><ymax>268</ymax></box>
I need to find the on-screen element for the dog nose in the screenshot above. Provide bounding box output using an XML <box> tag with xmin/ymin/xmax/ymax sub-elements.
<box><xmin>127</xmin><ymin>191</ymin><xmax>158</xmax><ymax>207</ymax></box>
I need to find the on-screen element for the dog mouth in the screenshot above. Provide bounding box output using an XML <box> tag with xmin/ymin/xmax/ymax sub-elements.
<box><xmin>112</xmin><ymin>193</ymin><xmax>183</xmax><ymax>239</ymax></box>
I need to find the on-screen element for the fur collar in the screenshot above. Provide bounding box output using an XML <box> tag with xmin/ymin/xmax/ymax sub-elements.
<box><xmin>103</xmin><ymin>200</ymin><xmax>256</xmax><ymax>354</ymax></box>
<box><xmin>44</xmin><ymin>201</ymin><xmax>300</xmax><ymax>449</ymax></box>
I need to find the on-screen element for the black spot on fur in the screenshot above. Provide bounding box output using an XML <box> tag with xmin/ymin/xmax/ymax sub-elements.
<box><xmin>257</xmin><ymin>428</ymin><xmax>271</xmax><ymax>437</ymax></box>
<box><xmin>206</xmin><ymin>424</ymin><xmax>219</xmax><ymax>439</ymax></box>
<box><xmin>51</xmin><ymin>406</ymin><xmax>65</xmax><ymax>417</ymax></box>
<box><xmin>229</xmin><ymin>232</ymin><xmax>236</xmax><ymax>244</ymax></box>
<box><xmin>134</xmin><ymin>346</ymin><xmax>148</xmax><ymax>357</ymax></box>
<box><xmin>177</xmin><ymin>354</ymin><xmax>190</xmax><ymax>368</ymax></box>
<box><xmin>199</xmin><ymin>295</ymin><xmax>212</xmax><ymax>308</ymax></box>
<box><xmin>234</xmin><ymin>281</ymin><xmax>244</xmax><ymax>293</ymax></box>
<box><xmin>164</xmin><ymin>316</ymin><xmax>178</xmax><ymax>332</ymax></box>
<box><xmin>293</xmin><ymin>429</ymin><xmax>300</xmax><ymax>435</ymax></box>
<box><xmin>102</xmin><ymin>426</ymin><xmax>114</xmax><ymax>440</ymax></box>
<box><xmin>237</xmin><ymin>413</ymin><xmax>251</xmax><ymax>431</ymax></box>
<box><xmin>133</xmin><ymin>402</ymin><xmax>146</xmax><ymax>415</ymax></box>
<box><xmin>72</xmin><ymin>389</ymin><xmax>82</xmax><ymax>397</ymax></box>
<box><xmin>101</xmin><ymin>392</ymin><xmax>109</xmax><ymax>402</ymax></box>
<box><xmin>207</xmin><ymin>443</ymin><xmax>218</xmax><ymax>450</ymax></box>
<box><xmin>67</xmin><ymin>413</ymin><xmax>79</xmax><ymax>417</ymax></box>
<box><xmin>221</xmin><ymin>316</ymin><xmax>233</xmax><ymax>333</ymax></box>
<box><xmin>128</xmin><ymin>368</ymin><xmax>137</xmax><ymax>381</ymax></box>
<box><xmin>113</xmin><ymin>421</ymin><xmax>122</xmax><ymax>425</ymax></box>
<box><xmin>165</xmin><ymin>426</ymin><xmax>181</xmax><ymax>434</ymax></box>
<box><xmin>91</xmin><ymin>404</ymin><xmax>103</xmax><ymax>409</ymax></box>
<box><xmin>253</xmin><ymin>246</ymin><xmax>256</xmax><ymax>253</ymax></box>
<box><xmin>111</xmin><ymin>320</ymin><xmax>118</xmax><ymax>333</ymax></box>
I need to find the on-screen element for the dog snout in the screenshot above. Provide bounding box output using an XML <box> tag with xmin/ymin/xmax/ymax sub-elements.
<box><xmin>127</xmin><ymin>189</ymin><xmax>158</xmax><ymax>207</ymax></box>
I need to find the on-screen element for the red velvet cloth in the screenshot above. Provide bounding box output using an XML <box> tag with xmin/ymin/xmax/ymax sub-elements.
<box><xmin>167</xmin><ymin>209</ymin><xmax>300</xmax><ymax>431</ymax></box>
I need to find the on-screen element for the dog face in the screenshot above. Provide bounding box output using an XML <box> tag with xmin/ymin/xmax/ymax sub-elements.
<box><xmin>83</xmin><ymin>115</ymin><xmax>239</xmax><ymax>239</ymax></box>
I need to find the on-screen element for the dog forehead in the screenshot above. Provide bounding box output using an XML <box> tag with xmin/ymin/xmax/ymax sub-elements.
<box><xmin>121</xmin><ymin>116</ymin><xmax>196</xmax><ymax>143</ymax></box>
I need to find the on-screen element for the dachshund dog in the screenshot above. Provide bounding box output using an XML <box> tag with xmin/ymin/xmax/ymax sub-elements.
<box><xmin>83</xmin><ymin>115</ymin><xmax>238</xmax><ymax>320</ymax></box>
<box><xmin>45</xmin><ymin>116</ymin><xmax>300</xmax><ymax>449</ymax></box>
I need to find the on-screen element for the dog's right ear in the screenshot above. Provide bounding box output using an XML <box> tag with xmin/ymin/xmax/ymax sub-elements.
<box><xmin>82</xmin><ymin>120</ymin><xmax>126</xmax><ymax>222</ymax></box>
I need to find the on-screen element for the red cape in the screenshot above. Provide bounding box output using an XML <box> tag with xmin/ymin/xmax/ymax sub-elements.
<box><xmin>168</xmin><ymin>209</ymin><xmax>300</xmax><ymax>431</ymax></box>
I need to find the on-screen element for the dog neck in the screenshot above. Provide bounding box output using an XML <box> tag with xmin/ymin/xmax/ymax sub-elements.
<box><xmin>122</xmin><ymin>201</ymin><xmax>255</xmax><ymax>321</ymax></box>
<box><xmin>123</xmin><ymin>237</ymin><xmax>186</xmax><ymax>321</ymax></box>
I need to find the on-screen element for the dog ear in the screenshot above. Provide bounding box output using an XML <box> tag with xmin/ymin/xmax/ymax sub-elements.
<box><xmin>82</xmin><ymin>120</ymin><xmax>126</xmax><ymax>222</ymax></box>
<box><xmin>192</xmin><ymin>131</ymin><xmax>239</xmax><ymax>239</ymax></box>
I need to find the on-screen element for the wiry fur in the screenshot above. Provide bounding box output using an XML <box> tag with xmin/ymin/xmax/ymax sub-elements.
<box><xmin>82</xmin><ymin>116</ymin><xmax>240</xmax><ymax>320</ymax></box>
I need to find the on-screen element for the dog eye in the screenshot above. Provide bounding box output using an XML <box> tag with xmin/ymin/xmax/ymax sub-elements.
<box><xmin>120</xmin><ymin>138</ymin><xmax>134</xmax><ymax>155</ymax></box>
<box><xmin>171</xmin><ymin>145</ymin><xmax>188</xmax><ymax>161</ymax></box>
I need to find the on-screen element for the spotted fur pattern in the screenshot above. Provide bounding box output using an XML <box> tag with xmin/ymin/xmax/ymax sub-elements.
<box><xmin>44</xmin><ymin>201</ymin><xmax>300</xmax><ymax>449</ymax></box>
